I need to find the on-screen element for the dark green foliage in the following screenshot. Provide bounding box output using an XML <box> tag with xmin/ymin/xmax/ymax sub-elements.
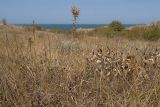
<box><xmin>2</xmin><ymin>18</ymin><xmax>7</xmax><ymax>25</ymax></box>
<box><xmin>109</xmin><ymin>20</ymin><xmax>125</xmax><ymax>31</ymax></box>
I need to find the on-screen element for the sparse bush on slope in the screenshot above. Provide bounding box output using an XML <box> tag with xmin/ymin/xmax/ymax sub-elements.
<box><xmin>2</xmin><ymin>18</ymin><xmax>7</xmax><ymax>25</ymax></box>
<box><xmin>109</xmin><ymin>20</ymin><xmax>125</xmax><ymax>31</ymax></box>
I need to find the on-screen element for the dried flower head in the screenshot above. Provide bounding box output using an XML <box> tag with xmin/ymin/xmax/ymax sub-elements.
<box><xmin>71</xmin><ymin>6</ymin><xmax>80</xmax><ymax>30</ymax></box>
<box><xmin>71</xmin><ymin>6</ymin><xmax>80</xmax><ymax>18</ymax></box>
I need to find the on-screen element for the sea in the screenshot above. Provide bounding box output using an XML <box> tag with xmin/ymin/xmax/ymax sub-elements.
<box><xmin>16</xmin><ymin>24</ymin><xmax>136</xmax><ymax>31</ymax></box>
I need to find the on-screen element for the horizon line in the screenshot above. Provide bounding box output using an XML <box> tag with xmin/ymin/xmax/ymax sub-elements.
<box><xmin>14</xmin><ymin>23</ymin><xmax>146</xmax><ymax>25</ymax></box>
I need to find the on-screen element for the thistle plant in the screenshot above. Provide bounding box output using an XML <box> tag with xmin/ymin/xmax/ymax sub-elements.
<box><xmin>71</xmin><ymin>6</ymin><xmax>80</xmax><ymax>31</ymax></box>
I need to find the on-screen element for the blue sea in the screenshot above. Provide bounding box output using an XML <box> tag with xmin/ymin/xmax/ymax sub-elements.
<box><xmin>16</xmin><ymin>24</ymin><xmax>136</xmax><ymax>31</ymax></box>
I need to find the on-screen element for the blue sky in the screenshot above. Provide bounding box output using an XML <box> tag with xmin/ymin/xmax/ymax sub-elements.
<box><xmin>0</xmin><ymin>0</ymin><xmax>160</xmax><ymax>24</ymax></box>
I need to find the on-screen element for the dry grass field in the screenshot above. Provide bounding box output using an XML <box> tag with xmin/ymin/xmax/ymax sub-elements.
<box><xmin>0</xmin><ymin>24</ymin><xmax>160</xmax><ymax>107</ymax></box>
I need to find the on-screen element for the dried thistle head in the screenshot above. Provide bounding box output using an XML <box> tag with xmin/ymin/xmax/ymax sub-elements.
<box><xmin>71</xmin><ymin>6</ymin><xmax>80</xmax><ymax>18</ymax></box>
<box><xmin>71</xmin><ymin>6</ymin><xmax>80</xmax><ymax>30</ymax></box>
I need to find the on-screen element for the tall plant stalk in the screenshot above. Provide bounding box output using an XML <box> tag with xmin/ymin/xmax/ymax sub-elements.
<box><xmin>71</xmin><ymin>6</ymin><xmax>80</xmax><ymax>31</ymax></box>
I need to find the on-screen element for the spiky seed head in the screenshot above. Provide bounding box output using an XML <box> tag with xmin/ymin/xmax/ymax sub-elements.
<box><xmin>71</xmin><ymin>6</ymin><xmax>80</xmax><ymax>17</ymax></box>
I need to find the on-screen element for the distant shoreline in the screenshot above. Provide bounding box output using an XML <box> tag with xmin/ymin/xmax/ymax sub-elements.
<box><xmin>15</xmin><ymin>24</ymin><xmax>141</xmax><ymax>30</ymax></box>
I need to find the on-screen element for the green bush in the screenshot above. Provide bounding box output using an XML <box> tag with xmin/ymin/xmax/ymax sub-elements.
<box><xmin>109</xmin><ymin>20</ymin><xmax>125</xmax><ymax>31</ymax></box>
<box><xmin>144</xmin><ymin>25</ymin><xmax>160</xmax><ymax>41</ymax></box>
<box><xmin>2</xmin><ymin>18</ymin><xmax>7</xmax><ymax>25</ymax></box>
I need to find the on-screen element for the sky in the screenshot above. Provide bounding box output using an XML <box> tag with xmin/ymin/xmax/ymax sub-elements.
<box><xmin>0</xmin><ymin>0</ymin><xmax>160</xmax><ymax>24</ymax></box>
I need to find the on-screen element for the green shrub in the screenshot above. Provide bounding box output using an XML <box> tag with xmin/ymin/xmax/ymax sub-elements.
<box><xmin>144</xmin><ymin>25</ymin><xmax>160</xmax><ymax>41</ymax></box>
<box><xmin>2</xmin><ymin>18</ymin><xmax>7</xmax><ymax>25</ymax></box>
<box><xmin>109</xmin><ymin>20</ymin><xmax>125</xmax><ymax>31</ymax></box>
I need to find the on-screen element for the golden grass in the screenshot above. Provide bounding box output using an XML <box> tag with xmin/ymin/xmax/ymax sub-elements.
<box><xmin>0</xmin><ymin>25</ymin><xmax>160</xmax><ymax>107</ymax></box>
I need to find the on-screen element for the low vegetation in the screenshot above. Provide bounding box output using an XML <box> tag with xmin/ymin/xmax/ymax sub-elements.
<box><xmin>86</xmin><ymin>21</ymin><xmax>160</xmax><ymax>41</ymax></box>
<box><xmin>2</xmin><ymin>18</ymin><xmax>7</xmax><ymax>25</ymax></box>
<box><xmin>109</xmin><ymin>20</ymin><xmax>125</xmax><ymax>31</ymax></box>
<box><xmin>0</xmin><ymin>24</ymin><xmax>160</xmax><ymax>106</ymax></box>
